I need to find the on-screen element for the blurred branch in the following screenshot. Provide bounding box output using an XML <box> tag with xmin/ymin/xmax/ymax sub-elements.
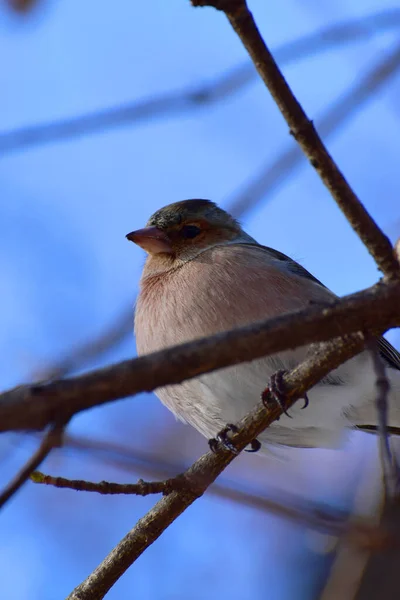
<box><xmin>50</xmin><ymin>432</ymin><xmax>392</xmax><ymax>520</ymax></box>
<box><xmin>319</xmin><ymin>454</ymin><xmax>383</xmax><ymax>600</ymax></box>
<box><xmin>229</xmin><ymin>36</ymin><xmax>400</xmax><ymax>218</ymax></box>
<box><xmin>194</xmin><ymin>0</ymin><xmax>400</xmax><ymax>279</ymax></box>
<box><xmin>33</xmin><ymin>306</ymin><xmax>134</xmax><ymax>381</ymax></box>
<box><xmin>0</xmin><ymin>420</ymin><xmax>65</xmax><ymax>509</ymax></box>
<box><xmin>66</xmin><ymin>335</ymin><xmax>371</xmax><ymax>600</ymax></box>
<box><xmin>5</xmin><ymin>0</ymin><xmax>39</xmax><ymax>12</ymax></box>
<box><xmin>33</xmin><ymin>33</ymin><xmax>400</xmax><ymax>383</ymax></box>
<box><xmin>369</xmin><ymin>342</ymin><xmax>397</xmax><ymax>496</ymax></box>
<box><xmin>354</xmin><ymin>498</ymin><xmax>400</xmax><ymax>600</ymax></box>
<box><xmin>30</xmin><ymin>468</ymin><xmax>392</xmax><ymax>549</ymax></box>
<box><xmin>2</xmin><ymin>8</ymin><xmax>400</xmax><ymax>155</ymax></box>
<box><xmin>1</xmin><ymin>280</ymin><xmax>400</xmax><ymax>433</ymax></box>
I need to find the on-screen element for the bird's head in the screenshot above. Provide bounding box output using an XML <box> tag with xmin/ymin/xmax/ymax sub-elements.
<box><xmin>126</xmin><ymin>199</ymin><xmax>247</xmax><ymax>263</ymax></box>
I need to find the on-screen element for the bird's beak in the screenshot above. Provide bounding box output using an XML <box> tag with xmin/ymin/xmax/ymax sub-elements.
<box><xmin>126</xmin><ymin>226</ymin><xmax>173</xmax><ymax>254</ymax></box>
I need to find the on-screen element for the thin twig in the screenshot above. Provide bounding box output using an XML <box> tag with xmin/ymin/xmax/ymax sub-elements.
<box><xmin>192</xmin><ymin>0</ymin><xmax>400</xmax><ymax>280</ymax></box>
<box><xmin>369</xmin><ymin>342</ymin><xmax>398</xmax><ymax>497</ymax></box>
<box><xmin>34</xmin><ymin>431</ymin><xmax>390</xmax><ymax>544</ymax></box>
<box><xmin>2</xmin><ymin>8</ymin><xmax>400</xmax><ymax>156</ymax></box>
<box><xmin>31</xmin><ymin>471</ymin><xmax>186</xmax><ymax>496</ymax></box>
<box><xmin>0</xmin><ymin>421</ymin><xmax>65</xmax><ymax>509</ymax></box>
<box><xmin>0</xmin><ymin>280</ymin><xmax>399</xmax><ymax>433</ymax></box>
<box><xmin>30</xmin><ymin>469</ymin><xmax>392</xmax><ymax>550</ymax></box>
<box><xmin>33</xmin><ymin>306</ymin><xmax>134</xmax><ymax>381</ymax></box>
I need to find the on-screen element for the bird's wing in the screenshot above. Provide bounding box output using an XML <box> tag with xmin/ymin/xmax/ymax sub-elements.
<box><xmin>240</xmin><ymin>243</ymin><xmax>328</xmax><ymax>287</ymax></box>
<box><xmin>237</xmin><ymin>243</ymin><xmax>400</xmax><ymax>372</ymax></box>
<box><xmin>377</xmin><ymin>337</ymin><xmax>400</xmax><ymax>371</ymax></box>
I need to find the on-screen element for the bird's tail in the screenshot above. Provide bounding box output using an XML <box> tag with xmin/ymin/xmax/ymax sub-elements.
<box><xmin>354</xmin><ymin>366</ymin><xmax>400</xmax><ymax>434</ymax></box>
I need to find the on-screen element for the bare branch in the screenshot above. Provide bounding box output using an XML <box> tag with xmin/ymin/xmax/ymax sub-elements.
<box><xmin>33</xmin><ymin>306</ymin><xmax>134</xmax><ymax>381</ymax></box>
<box><xmin>0</xmin><ymin>281</ymin><xmax>399</xmax><ymax>433</ymax></box>
<box><xmin>31</xmin><ymin>471</ymin><xmax>187</xmax><ymax>496</ymax></box>
<box><xmin>230</xmin><ymin>37</ymin><xmax>400</xmax><ymax>218</ymax></box>
<box><xmin>30</xmin><ymin>470</ymin><xmax>392</xmax><ymax>552</ymax></box>
<box><xmin>192</xmin><ymin>0</ymin><xmax>400</xmax><ymax>279</ymax></box>
<box><xmin>66</xmin><ymin>335</ymin><xmax>372</xmax><ymax>600</ymax></box>
<box><xmin>2</xmin><ymin>9</ymin><xmax>400</xmax><ymax>156</ymax></box>
<box><xmin>0</xmin><ymin>421</ymin><xmax>65</xmax><ymax>509</ymax></box>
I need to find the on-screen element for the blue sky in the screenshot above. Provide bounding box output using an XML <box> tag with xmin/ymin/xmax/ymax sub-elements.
<box><xmin>1</xmin><ymin>1</ymin><xmax>399</xmax><ymax>598</ymax></box>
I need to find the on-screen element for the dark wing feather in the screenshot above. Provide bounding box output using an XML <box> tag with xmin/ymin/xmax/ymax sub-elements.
<box><xmin>239</xmin><ymin>243</ymin><xmax>400</xmax><ymax>371</ymax></box>
<box><xmin>248</xmin><ymin>244</ymin><xmax>329</xmax><ymax>287</ymax></box>
<box><xmin>378</xmin><ymin>337</ymin><xmax>400</xmax><ymax>371</ymax></box>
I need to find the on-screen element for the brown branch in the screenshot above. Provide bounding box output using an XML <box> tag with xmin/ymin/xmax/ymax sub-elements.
<box><xmin>0</xmin><ymin>421</ymin><xmax>65</xmax><ymax>509</ymax></box>
<box><xmin>354</xmin><ymin>499</ymin><xmax>400</xmax><ymax>599</ymax></box>
<box><xmin>47</xmin><ymin>432</ymin><xmax>397</xmax><ymax>526</ymax></box>
<box><xmin>31</xmin><ymin>471</ymin><xmax>187</xmax><ymax>496</ymax></box>
<box><xmin>2</xmin><ymin>8</ymin><xmax>400</xmax><ymax>156</ymax></box>
<box><xmin>30</xmin><ymin>470</ymin><xmax>392</xmax><ymax>551</ymax></box>
<box><xmin>59</xmin><ymin>432</ymin><xmax>362</xmax><ymax>519</ymax></box>
<box><xmin>230</xmin><ymin>37</ymin><xmax>400</xmax><ymax>218</ymax></box>
<box><xmin>192</xmin><ymin>0</ymin><xmax>400</xmax><ymax>280</ymax></box>
<box><xmin>66</xmin><ymin>335</ymin><xmax>372</xmax><ymax>600</ymax></box>
<box><xmin>1</xmin><ymin>281</ymin><xmax>399</xmax><ymax>434</ymax></box>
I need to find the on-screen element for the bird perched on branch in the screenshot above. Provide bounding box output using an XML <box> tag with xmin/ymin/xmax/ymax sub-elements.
<box><xmin>128</xmin><ymin>199</ymin><xmax>400</xmax><ymax>451</ymax></box>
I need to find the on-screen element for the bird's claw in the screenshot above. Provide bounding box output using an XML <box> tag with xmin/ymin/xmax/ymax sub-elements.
<box><xmin>245</xmin><ymin>438</ymin><xmax>261</xmax><ymax>453</ymax></box>
<box><xmin>261</xmin><ymin>370</ymin><xmax>310</xmax><ymax>417</ymax></box>
<box><xmin>261</xmin><ymin>370</ymin><xmax>292</xmax><ymax>417</ymax></box>
<box><xmin>301</xmin><ymin>393</ymin><xmax>309</xmax><ymax>409</ymax></box>
<box><xmin>209</xmin><ymin>424</ymin><xmax>261</xmax><ymax>455</ymax></box>
<box><xmin>209</xmin><ymin>424</ymin><xmax>239</xmax><ymax>455</ymax></box>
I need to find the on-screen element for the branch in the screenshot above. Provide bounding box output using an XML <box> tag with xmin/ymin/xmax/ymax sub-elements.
<box><xmin>229</xmin><ymin>37</ymin><xmax>400</xmax><ymax>218</ymax></box>
<box><xmin>2</xmin><ymin>8</ymin><xmax>400</xmax><ymax>156</ymax></box>
<box><xmin>0</xmin><ymin>421</ymin><xmax>65</xmax><ymax>509</ymax></box>
<box><xmin>31</xmin><ymin>471</ymin><xmax>186</xmax><ymax>496</ymax></box>
<box><xmin>66</xmin><ymin>335</ymin><xmax>372</xmax><ymax>600</ymax></box>
<box><xmin>1</xmin><ymin>281</ymin><xmax>399</xmax><ymax>433</ymax></box>
<box><xmin>30</xmin><ymin>470</ymin><xmax>392</xmax><ymax>550</ymax></box>
<box><xmin>33</xmin><ymin>306</ymin><xmax>134</xmax><ymax>381</ymax></box>
<box><xmin>369</xmin><ymin>342</ymin><xmax>398</xmax><ymax>497</ymax></box>
<box><xmin>192</xmin><ymin>0</ymin><xmax>400</xmax><ymax>280</ymax></box>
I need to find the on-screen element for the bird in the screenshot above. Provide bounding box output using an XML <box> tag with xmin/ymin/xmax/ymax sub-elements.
<box><xmin>127</xmin><ymin>199</ymin><xmax>400</xmax><ymax>452</ymax></box>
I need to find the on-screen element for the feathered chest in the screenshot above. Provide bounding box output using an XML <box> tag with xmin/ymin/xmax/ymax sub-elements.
<box><xmin>134</xmin><ymin>244</ymin><xmax>332</xmax><ymax>358</ymax></box>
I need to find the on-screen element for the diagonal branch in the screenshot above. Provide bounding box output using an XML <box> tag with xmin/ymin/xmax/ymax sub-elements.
<box><xmin>229</xmin><ymin>37</ymin><xmax>400</xmax><ymax>218</ymax></box>
<box><xmin>0</xmin><ymin>420</ymin><xmax>66</xmax><ymax>509</ymax></box>
<box><xmin>0</xmin><ymin>281</ymin><xmax>399</xmax><ymax>433</ymax></box>
<box><xmin>2</xmin><ymin>8</ymin><xmax>400</xmax><ymax>156</ymax></box>
<box><xmin>30</xmin><ymin>470</ymin><xmax>392</xmax><ymax>550</ymax></box>
<box><xmin>192</xmin><ymin>0</ymin><xmax>400</xmax><ymax>280</ymax></box>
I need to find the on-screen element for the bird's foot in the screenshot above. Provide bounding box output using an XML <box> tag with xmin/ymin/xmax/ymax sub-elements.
<box><xmin>261</xmin><ymin>370</ymin><xmax>309</xmax><ymax>417</ymax></box>
<box><xmin>245</xmin><ymin>438</ymin><xmax>262</xmax><ymax>453</ymax></box>
<box><xmin>208</xmin><ymin>424</ymin><xmax>261</xmax><ymax>455</ymax></box>
<box><xmin>209</xmin><ymin>424</ymin><xmax>239</xmax><ymax>454</ymax></box>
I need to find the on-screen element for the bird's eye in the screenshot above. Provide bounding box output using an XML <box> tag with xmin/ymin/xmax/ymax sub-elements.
<box><xmin>181</xmin><ymin>225</ymin><xmax>201</xmax><ymax>239</ymax></box>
